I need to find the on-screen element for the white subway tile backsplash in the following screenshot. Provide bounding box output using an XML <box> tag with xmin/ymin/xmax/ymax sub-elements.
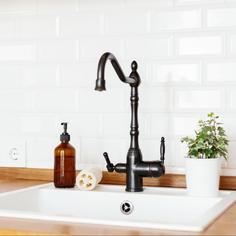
<box><xmin>147</xmin><ymin>62</ymin><xmax>200</xmax><ymax>85</ymax></box>
<box><xmin>102</xmin><ymin>113</ymin><xmax>130</xmax><ymax>138</ymax></box>
<box><xmin>229</xmin><ymin>35</ymin><xmax>236</xmax><ymax>54</ymax></box>
<box><xmin>222</xmin><ymin>141</ymin><xmax>236</xmax><ymax>170</ymax></box>
<box><xmin>33</xmin><ymin>89</ymin><xmax>77</xmax><ymax>113</ymax></box>
<box><xmin>0</xmin><ymin>0</ymin><xmax>36</xmax><ymax>14</ymax></box>
<box><xmin>0</xmin><ymin>90</ymin><xmax>32</xmax><ymax>112</ymax></box>
<box><xmin>228</xmin><ymin>89</ymin><xmax>236</xmax><ymax>111</ymax></box>
<box><xmin>148</xmin><ymin>114</ymin><xmax>171</xmax><ymax>137</ymax></box>
<box><xmin>174</xmin><ymin>0</ymin><xmax>197</xmax><ymax>4</ymax></box>
<box><xmin>226</xmin><ymin>141</ymin><xmax>236</xmax><ymax>168</ymax></box>
<box><xmin>225</xmin><ymin>0</ymin><xmax>236</xmax><ymax>3</ymax></box>
<box><xmin>104</xmin><ymin>11</ymin><xmax>147</xmax><ymax>35</ymax></box>
<box><xmin>125</xmin><ymin>0</ymin><xmax>174</xmax><ymax>7</ymax></box>
<box><xmin>19</xmin><ymin>64</ymin><xmax>58</xmax><ymax>88</ymax></box>
<box><xmin>0</xmin><ymin>0</ymin><xmax>235</xmax><ymax>174</ymax></box>
<box><xmin>60</xmin><ymin>14</ymin><xmax>102</xmax><ymax>37</ymax></box>
<box><xmin>26</xmin><ymin>137</ymin><xmax>57</xmax><ymax>168</ymax></box>
<box><xmin>37</xmin><ymin>0</ymin><xmax>77</xmax><ymax>15</ymax></box>
<box><xmin>174</xmin><ymin>89</ymin><xmax>222</xmax><ymax>110</ymax></box>
<box><xmin>222</xmin><ymin>116</ymin><xmax>236</xmax><ymax>139</ymax></box>
<box><xmin>0</xmin><ymin>16</ymin><xmax>16</xmax><ymax>39</ymax></box>
<box><xmin>20</xmin><ymin>116</ymin><xmax>42</xmax><ymax>134</ymax></box>
<box><xmin>177</xmin><ymin>35</ymin><xmax>222</xmax><ymax>55</ymax></box>
<box><xmin>17</xmin><ymin>16</ymin><xmax>57</xmax><ymax>39</ymax></box>
<box><xmin>170</xmin><ymin>139</ymin><xmax>187</xmax><ymax>167</ymax></box>
<box><xmin>77</xmin><ymin>89</ymin><xmax>126</xmax><ymax>113</ymax></box>
<box><xmin>37</xmin><ymin>40</ymin><xmax>76</xmax><ymax>62</ymax></box>
<box><xmin>59</xmin><ymin>62</ymin><xmax>96</xmax><ymax>88</ymax></box>
<box><xmin>207</xmin><ymin>8</ymin><xmax>236</xmax><ymax>28</ymax></box>
<box><xmin>0</xmin><ymin>116</ymin><xmax>20</xmax><ymax>135</ymax></box>
<box><xmin>20</xmin><ymin>115</ymin><xmax>57</xmax><ymax>135</ymax></box>
<box><xmin>140</xmin><ymin>87</ymin><xmax>172</xmax><ymax>112</ymax></box>
<box><xmin>0</xmin><ymin>65</ymin><xmax>19</xmax><ymax>88</ymax></box>
<box><xmin>150</xmin><ymin>9</ymin><xmax>201</xmax><ymax>32</ymax></box>
<box><xmin>175</xmin><ymin>0</ymin><xmax>224</xmax><ymax>5</ymax></box>
<box><xmin>77</xmin><ymin>0</ymin><xmax>124</xmax><ymax>12</ymax></box>
<box><xmin>125</xmin><ymin>37</ymin><xmax>172</xmax><ymax>60</ymax></box>
<box><xmin>0</xmin><ymin>42</ymin><xmax>36</xmax><ymax>61</ymax></box>
<box><xmin>206</xmin><ymin>61</ymin><xmax>236</xmax><ymax>83</ymax></box>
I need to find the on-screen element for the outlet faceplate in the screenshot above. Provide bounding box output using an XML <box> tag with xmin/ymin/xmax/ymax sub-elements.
<box><xmin>0</xmin><ymin>138</ymin><xmax>26</xmax><ymax>167</ymax></box>
<box><xmin>9</xmin><ymin>147</ymin><xmax>20</xmax><ymax>161</ymax></box>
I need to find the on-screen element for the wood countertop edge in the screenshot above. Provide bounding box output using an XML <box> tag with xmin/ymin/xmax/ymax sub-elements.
<box><xmin>0</xmin><ymin>167</ymin><xmax>236</xmax><ymax>190</ymax></box>
<box><xmin>0</xmin><ymin>179</ymin><xmax>235</xmax><ymax>235</ymax></box>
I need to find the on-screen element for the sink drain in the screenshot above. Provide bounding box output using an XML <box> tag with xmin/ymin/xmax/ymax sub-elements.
<box><xmin>120</xmin><ymin>201</ymin><xmax>134</xmax><ymax>215</ymax></box>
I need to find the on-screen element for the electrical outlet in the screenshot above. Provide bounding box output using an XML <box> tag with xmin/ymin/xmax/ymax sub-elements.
<box><xmin>9</xmin><ymin>147</ymin><xmax>20</xmax><ymax>161</ymax></box>
<box><xmin>0</xmin><ymin>138</ymin><xmax>26</xmax><ymax>167</ymax></box>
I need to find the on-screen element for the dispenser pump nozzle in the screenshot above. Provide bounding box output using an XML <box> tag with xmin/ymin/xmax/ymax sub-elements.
<box><xmin>60</xmin><ymin>122</ymin><xmax>70</xmax><ymax>142</ymax></box>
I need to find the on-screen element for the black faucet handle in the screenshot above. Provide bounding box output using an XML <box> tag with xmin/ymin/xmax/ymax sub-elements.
<box><xmin>103</xmin><ymin>152</ymin><xmax>115</xmax><ymax>172</ymax></box>
<box><xmin>160</xmin><ymin>137</ymin><xmax>165</xmax><ymax>164</ymax></box>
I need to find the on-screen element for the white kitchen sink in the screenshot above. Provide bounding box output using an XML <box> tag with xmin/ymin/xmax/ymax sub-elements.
<box><xmin>0</xmin><ymin>183</ymin><xmax>235</xmax><ymax>232</ymax></box>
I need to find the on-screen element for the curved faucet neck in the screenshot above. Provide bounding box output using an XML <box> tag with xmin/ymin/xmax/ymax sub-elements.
<box><xmin>96</xmin><ymin>52</ymin><xmax>140</xmax><ymax>89</ymax></box>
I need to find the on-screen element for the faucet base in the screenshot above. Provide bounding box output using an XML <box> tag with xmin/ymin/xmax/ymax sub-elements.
<box><xmin>126</xmin><ymin>148</ymin><xmax>144</xmax><ymax>192</ymax></box>
<box><xmin>125</xmin><ymin>187</ymin><xmax>143</xmax><ymax>192</ymax></box>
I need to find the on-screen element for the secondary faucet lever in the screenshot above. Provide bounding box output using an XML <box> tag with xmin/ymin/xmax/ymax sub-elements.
<box><xmin>160</xmin><ymin>137</ymin><xmax>165</xmax><ymax>164</ymax></box>
<box><xmin>103</xmin><ymin>152</ymin><xmax>127</xmax><ymax>173</ymax></box>
<box><xmin>103</xmin><ymin>152</ymin><xmax>114</xmax><ymax>172</ymax></box>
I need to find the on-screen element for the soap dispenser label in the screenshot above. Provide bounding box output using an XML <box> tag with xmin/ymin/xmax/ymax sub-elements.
<box><xmin>60</xmin><ymin>150</ymin><xmax>65</xmax><ymax>178</ymax></box>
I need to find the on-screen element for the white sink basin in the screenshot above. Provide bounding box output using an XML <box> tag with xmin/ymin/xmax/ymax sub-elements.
<box><xmin>0</xmin><ymin>183</ymin><xmax>235</xmax><ymax>232</ymax></box>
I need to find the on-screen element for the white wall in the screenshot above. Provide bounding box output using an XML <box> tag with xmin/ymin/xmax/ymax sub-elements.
<box><xmin>0</xmin><ymin>0</ymin><xmax>236</xmax><ymax>175</ymax></box>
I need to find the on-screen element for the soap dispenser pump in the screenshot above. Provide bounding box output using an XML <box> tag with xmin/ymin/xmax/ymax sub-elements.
<box><xmin>54</xmin><ymin>122</ymin><xmax>76</xmax><ymax>188</ymax></box>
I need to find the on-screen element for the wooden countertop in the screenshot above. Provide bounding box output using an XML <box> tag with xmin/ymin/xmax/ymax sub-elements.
<box><xmin>0</xmin><ymin>179</ymin><xmax>235</xmax><ymax>235</ymax></box>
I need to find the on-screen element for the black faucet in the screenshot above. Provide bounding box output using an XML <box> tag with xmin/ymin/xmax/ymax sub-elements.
<box><xmin>95</xmin><ymin>52</ymin><xmax>165</xmax><ymax>192</ymax></box>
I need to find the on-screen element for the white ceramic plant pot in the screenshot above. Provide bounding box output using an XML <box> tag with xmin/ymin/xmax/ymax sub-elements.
<box><xmin>185</xmin><ymin>158</ymin><xmax>221</xmax><ymax>197</ymax></box>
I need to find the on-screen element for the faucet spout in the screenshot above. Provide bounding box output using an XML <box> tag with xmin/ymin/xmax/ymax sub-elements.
<box><xmin>95</xmin><ymin>52</ymin><xmax>138</xmax><ymax>91</ymax></box>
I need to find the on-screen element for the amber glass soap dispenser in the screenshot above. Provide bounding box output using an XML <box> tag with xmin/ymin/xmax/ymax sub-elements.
<box><xmin>54</xmin><ymin>122</ymin><xmax>76</xmax><ymax>188</ymax></box>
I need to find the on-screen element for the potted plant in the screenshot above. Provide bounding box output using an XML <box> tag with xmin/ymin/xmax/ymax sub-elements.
<box><xmin>181</xmin><ymin>112</ymin><xmax>228</xmax><ymax>197</ymax></box>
